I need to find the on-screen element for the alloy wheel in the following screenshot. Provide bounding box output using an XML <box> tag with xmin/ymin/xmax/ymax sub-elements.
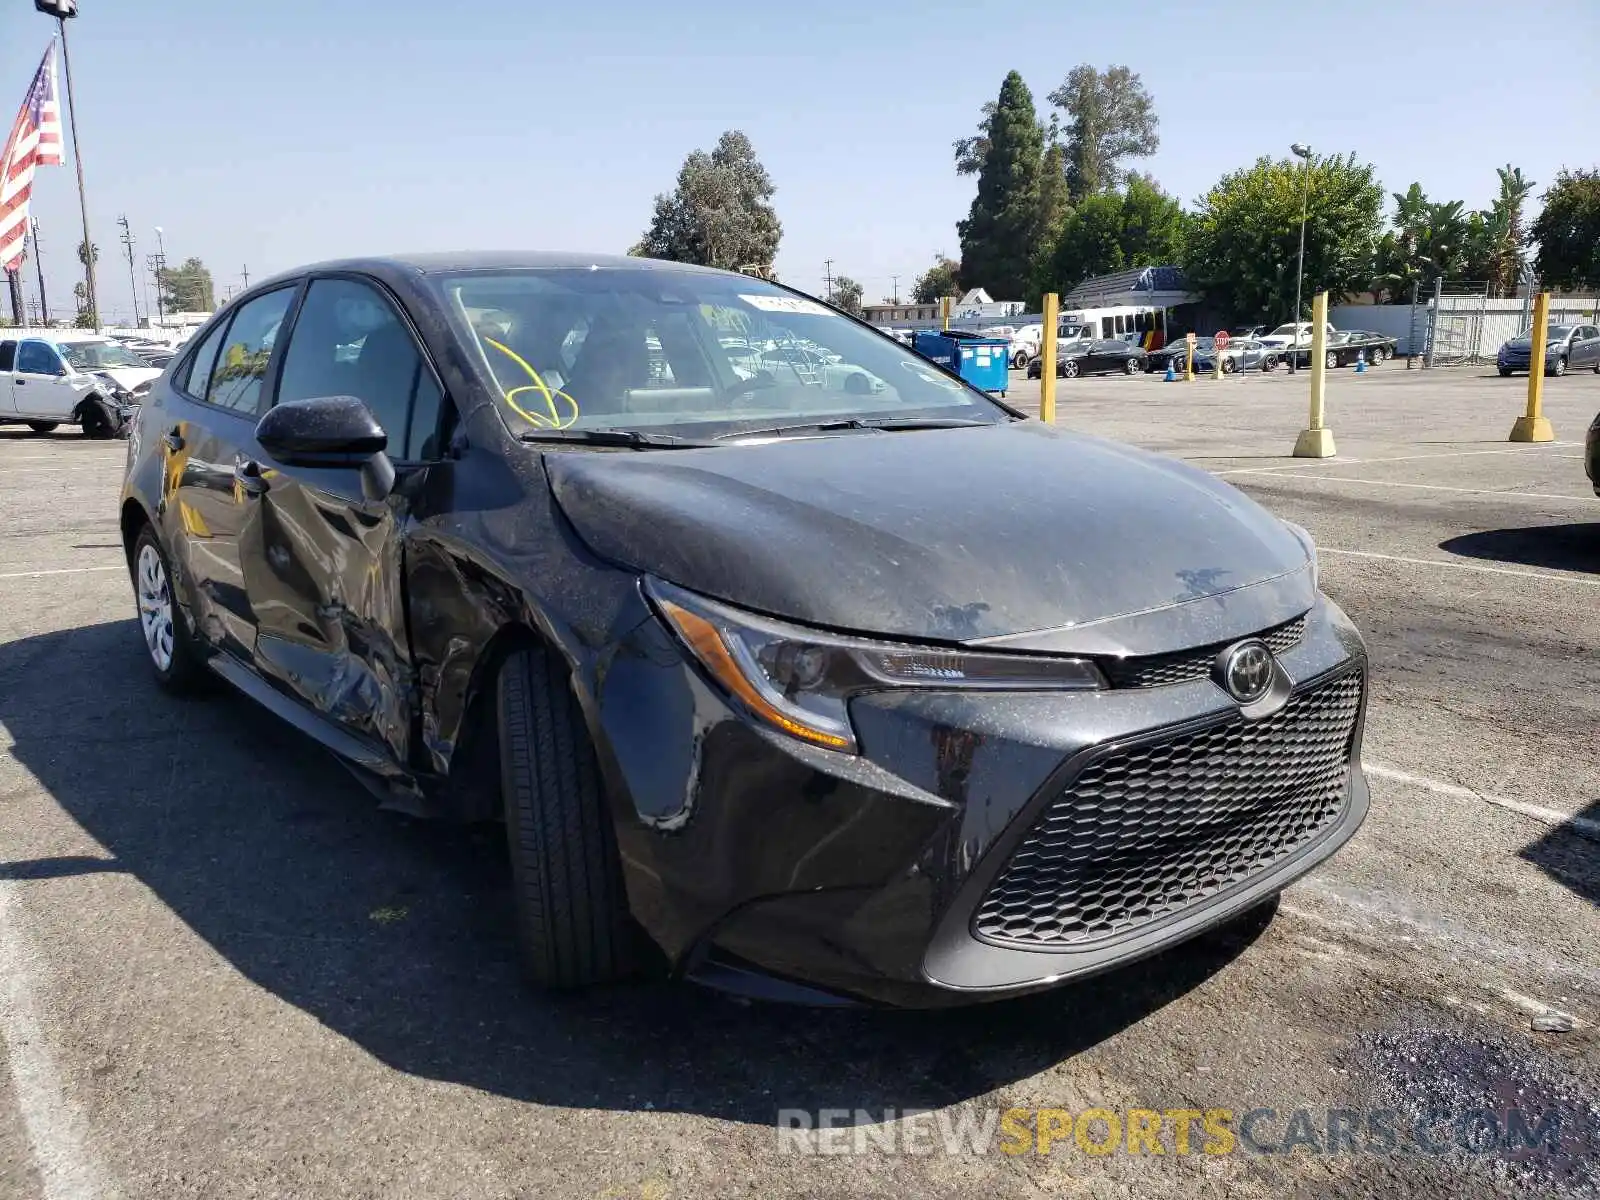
<box><xmin>136</xmin><ymin>543</ymin><xmax>175</xmax><ymax>671</ymax></box>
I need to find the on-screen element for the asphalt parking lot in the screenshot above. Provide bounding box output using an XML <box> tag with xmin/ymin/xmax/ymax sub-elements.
<box><xmin>1</xmin><ymin>363</ymin><xmax>1597</xmax><ymax>1200</ymax></box>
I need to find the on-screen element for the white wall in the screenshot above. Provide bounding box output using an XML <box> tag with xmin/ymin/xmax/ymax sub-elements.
<box><xmin>1330</xmin><ymin>304</ymin><xmax>1425</xmax><ymax>354</ymax></box>
<box><xmin>1333</xmin><ymin>297</ymin><xmax>1599</xmax><ymax>361</ymax></box>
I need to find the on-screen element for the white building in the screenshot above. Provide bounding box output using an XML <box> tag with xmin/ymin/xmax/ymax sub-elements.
<box><xmin>864</xmin><ymin>288</ymin><xmax>1025</xmax><ymax>330</ymax></box>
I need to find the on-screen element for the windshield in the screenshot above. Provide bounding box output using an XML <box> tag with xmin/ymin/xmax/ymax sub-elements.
<box><xmin>58</xmin><ymin>340</ymin><xmax>151</xmax><ymax>370</ymax></box>
<box><xmin>436</xmin><ymin>268</ymin><xmax>1006</xmax><ymax>440</ymax></box>
<box><xmin>1546</xmin><ymin>326</ymin><xmax>1574</xmax><ymax>340</ymax></box>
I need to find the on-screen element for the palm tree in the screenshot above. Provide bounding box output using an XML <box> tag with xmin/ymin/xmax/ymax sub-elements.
<box><xmin>1488</xmin><ymin>166</ymin><xmax>1535</xmax><ymax>295</ymax></box>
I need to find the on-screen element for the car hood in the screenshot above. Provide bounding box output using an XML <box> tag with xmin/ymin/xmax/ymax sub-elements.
<box><xmin>544</xmin><ymin>421</ymin><xmax>1314</xmax><ymax>654</ymax></box>
<box><xmin>1500</xmin><ymin>338</ymin><xmax>1550</xmax><ymax>353</ymax></box>
<box><xmin>93</xmin><ymin>366</ymin><xmax>162</xmax><ymax>390</ymax></box>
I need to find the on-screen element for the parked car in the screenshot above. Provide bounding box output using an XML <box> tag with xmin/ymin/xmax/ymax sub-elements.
<box><xmin>1586</xmin><ymin>408</ymin><xmax>1599</xmax><ymax>496</ymax></box>
<box><xmin>1341</xmin><ymin>331</ymin><xmax>1398</xmax><ymax>363</ymax></box>
<box><xmin>119</xmin><ymin>251</ymin><xmax>1369</xmax><ymax>1009</ymax></box>
<box><xmin>0</xmin><ymin>333</ymin><xmax>158</xmax><ymax>436</ymax></box>
<box><xmin>1027</xmin><ymin>337</ymin><xmax>1147</xmax><ymax>378</ymax></box>
<box><xmin>1196</xmin><ymin>338</ymin><xmax>1281</xmax><ymax>374</ymax></box>
<box><xmin>1257</xmin><ymin>322</ymin><xmax>1337</xmax><ymax>354</ymax></box>
<box><xmin>1144</xmin><ymin>340</ymin><xmax>1197</xmax><ymax>373</ymax></box>
<box><xmin>1272</xmin><ymin>332</ymin><xmax>1395</xmax><ymax>372</ymax></box>
<box><xmin>1497</xmin><ymin>324</ymin><xmax>1600</xmax><ymax>377</ymax></box>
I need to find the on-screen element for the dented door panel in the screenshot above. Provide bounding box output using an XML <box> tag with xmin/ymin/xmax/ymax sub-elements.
<box><xmin>239</xmin><ymin>462</ymin><xmax>412</xmax><ymax>764</ymax></box>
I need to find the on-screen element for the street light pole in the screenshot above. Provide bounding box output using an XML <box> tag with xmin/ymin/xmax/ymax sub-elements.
<box><xmin>1287</xmin><ymin>142</ymin><xmax>1313</xmax><ymax>373</ymax></box>
<box><xmin>38</xmin><ymin>3</ymin><xmax>99</xmax><ymax>328</ymax></box>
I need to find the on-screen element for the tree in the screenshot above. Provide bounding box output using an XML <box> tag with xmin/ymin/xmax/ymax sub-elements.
<box><xmin>1371</xmin><ymin>186</ymin><xmax>1472</xmax><ymax>301</ymax></box>
<box><xmin>158</xmin><ymin>257</ymin><xmax>215</xmax><ymax>312</ymax></box>
<box><xmin>631</xmin><ymin>130</ymin><xmax>781</xmax><ymax>272</ymax></box>
<box><xmin>1034</xmin><ymin>175</ymin><xmax>1185</xmax><ymax>301</ymax></box>
<box><xmin>1047</xmin><ymin>65</ymin><xmax>1159</xmax><ymax>202</ymax></box>
<box><xmin>1043</xmin><ymin>192</ymin><xmax>1126</xmax><ymax>296</ymax></box>
<box><xmin>827</xmin><ymin>275</ymin><xmax>864</xmax><ymax>318</ymax></box>
<box><xmin>953</xmin><ymin>100</ymin><xmax>999</xmax><ymax>177</ymax></box>
<box><xmin>1483</xmin><ymin>165</ymin><xmax>1535</xmax><ymax>295</ymax></box>
<box><xmin>911</xmin><ymin>256</ymin><xmax>962</xmax><ymax>304</ymax></box>
<box><xmin>957</xmin><ymin>71</ymin><xmax>1046</xmax><ymax>299</ymax></box>
<box><xmin>1182</xmin><ymin>151</ymin><xmax>1383</xmax><ymax>323</ymax></box>
<box><xmin>1531</xmin><ymin>168</ymin><xmax>1600</xmax><ymax>289</ymax></box>
<box><xmin>77</xmin><ymin>240</ymin><xmax>99</xmax><ymax>268</ymax></box>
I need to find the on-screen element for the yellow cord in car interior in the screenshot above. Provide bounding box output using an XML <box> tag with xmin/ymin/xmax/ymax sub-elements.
<box><xmin>482</xmin><ymin>336</ymin><xmax>580</xmax><ymax>429</ymax></box>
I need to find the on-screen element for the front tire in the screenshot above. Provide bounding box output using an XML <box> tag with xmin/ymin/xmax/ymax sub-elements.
<box><xmin>26</xmin><ymin>421</ymin><xmax>59</xmax><ymax>433</ymax></box>
<box><xmin>498</xmin><ymin>644</ymin><xmax>637</xmax><ymax>989</ymax></box>
<box><xmin>1124</xmin><ymin>357</ymin><xmax>1139</xmax><ymax>375</ymax></box>
<box><xmin>130</xmin><ymin>524</ymin><xmax>209</xmax><ymax>694</ymax></box>
<box><xmin>1061</xmin><ymin>359</ymin><xmax>1079</xmax><ymax>379</ymax></box>
<box><xmin>78</xmin><ymin>399</ymin><xmax>115</xmax><ymax>440</ymax></box>
<box><xmin>1222</xmin><ymin>356</ymin><xmax>1237</xmax><ymax>374</ymax></box>
<box><xmin>1326</xmin><ymin>350</ymin><xmax>1339</xmax><ymax>370</ymax></box>
<box><xmin>1550</xmin><ymin>356</ymin><xmax>1567</xmax><ymax>377</ymax></box>
<box><xmin>1498</xmin><ymin>367</ymin><xmax>1514</xmax><ymax>377</ymax></box>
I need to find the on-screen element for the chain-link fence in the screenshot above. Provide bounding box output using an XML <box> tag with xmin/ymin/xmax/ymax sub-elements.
<box><xmin>1422</xmin><ymin>281</ymin><xmax>1600</xmax><ymax>366</ymax></box>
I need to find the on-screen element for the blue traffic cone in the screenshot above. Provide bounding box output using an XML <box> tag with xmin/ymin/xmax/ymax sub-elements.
<box><xmin>1164</xmin><ymin>362</ymin><xmax>1176</xmax><ymax>382</ymax></box>
<box><xmin>1354</xmin><ymin>351</ymin><xmax>1366</xmax><ymax>373</ymax></box>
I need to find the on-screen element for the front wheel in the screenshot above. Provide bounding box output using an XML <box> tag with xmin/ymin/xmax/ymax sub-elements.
<box><xmin>498</xmin><ymin>644</ymin><xmax>639</xmax><ymax>988</ymax></box>
<box><xmin>78</xmin><ymin>400</ymin><xmax>115</xmax><ymax>440</ymax></box>
<box><xmin>1550</xmin><ymin>356</ymin><xmax>1567</xmax><ymax>377</ymax></box>
<box><xmin>1325</xmin><ymin>350</ymin><xmax>1339</xmax><ymax>370</ymax></box>
<box><xmin>1124</xmin><ymin>357</ymin><xmax>1139</xmax><ymax>375</ymax></box>
<box><xmin>1061</xmin><ymin>359</ymin><xmax>1079</xmax><ymax>379</ymax></box>
<box><xmin>1012</xmin><ymin>350</ymin><xmax>1030</xmax><ymax>369</ymax></box>
<box><xmin>1221</xmin><ymin>356</ymin><xmax>1237</xmax><ymax>374</ymax></box>
<box><xmin>26</xmin><ymin>421</ymin><xmax>59</xmax><ymax>433</ymax></box>
<box><xmin>1498</xmin><ymin>367</ymin><xmax>1514</xmax><ymax>377</ymax></box>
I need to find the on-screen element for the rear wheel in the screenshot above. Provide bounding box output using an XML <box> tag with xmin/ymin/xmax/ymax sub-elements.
<box><xmin>1325</xmin><ymin>350</ymin><xmax>1339</xmax><ymax>370</ymax></box>
<box><xmin>1261</xmin><ymin>355</ymin><xmax>1279</xmax><ymax>373</ymax></box>
<box><xmin>25</xmin><ymin>421</ymin><xmax>59</xmax><ymax>433</ymax></box>
<box><xmin>130</xmin><ymin>524</ymin><xmax>209</xmax><ymax>694</ymax></box>
<box><xmin>498</xmin><ymin>643</ymin><xmax>638</xmax><ymax>988</ymax></box>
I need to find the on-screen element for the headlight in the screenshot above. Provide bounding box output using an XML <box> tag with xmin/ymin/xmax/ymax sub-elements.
<box><xmin>647</xmin><ymin>579</ymin><xmax>1105</xmax><ymax>754</ymax></box>
<box><xmin>1282</xmin><ymin>520</ymin><xmax>1318</xmax><ymax>592</ymax></box>
<box><xmin>93</xmin><ymin>372</ymin><xmax>130</xmax><ymax>398</ymax></box>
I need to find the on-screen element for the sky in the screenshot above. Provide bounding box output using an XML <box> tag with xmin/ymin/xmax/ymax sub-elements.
<box><xmin>2</xmin><ymin>0</ymin><xmax>1596</xmax><ymax>323</ymax></box>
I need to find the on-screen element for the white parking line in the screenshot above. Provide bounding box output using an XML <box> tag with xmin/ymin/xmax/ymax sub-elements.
<box><xmin>1367</xmin><ymin>762</ymin><xmax>1600</xmax><ymax>841</ymax></box>
<box><xmin>0</xmin><ymin>567</ymin><xmax>123</xmax><ymax>581</ymax></box>
<box><xmin>1214</xmin><ymin>443</ymin><xmax>1580</xmax><ymax>475</ymax></box>
<box><xmin>1320</xmin><ymin>547</ymin><xmax>1600</xmax><ymax>588</ymax></box>
<box><xmin>0</xmin><ymin>882</ymin><xmax>114</xmax><ymax>1200</ymax></box>
<box><xmin>1229</xmin><ymin>471</ymin><xmax>1592</xmax><ymax>503</ymax></box>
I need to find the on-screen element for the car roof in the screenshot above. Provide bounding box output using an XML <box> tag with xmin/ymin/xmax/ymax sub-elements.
<box><xmin>249</xmin><ymin>251</ymin><xmax>743</xmax><ymax>293</ymax></box>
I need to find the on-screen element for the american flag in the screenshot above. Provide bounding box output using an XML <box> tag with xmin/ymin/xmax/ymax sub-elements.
<box><xmin>0</xmin><ymin>43</ymin><xmax>64</xmax><ymax>274</ymax></box>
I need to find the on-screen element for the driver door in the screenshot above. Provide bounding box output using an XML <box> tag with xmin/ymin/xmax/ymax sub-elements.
<box><xmin>11</xmin><ymin>339</ymin><xmax>76</xmax><ymax>419</ymax></box>
<box><xmin>240</xmin><ymin>274</ymin><xmax>448</xmax><ymax>765</ymax></box>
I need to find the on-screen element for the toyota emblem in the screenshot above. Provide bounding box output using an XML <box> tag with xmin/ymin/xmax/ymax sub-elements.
<box><xmin>1221</xmin><ymin>640</ymin><xmax>1275</xmax><ymax>704</ymax></box>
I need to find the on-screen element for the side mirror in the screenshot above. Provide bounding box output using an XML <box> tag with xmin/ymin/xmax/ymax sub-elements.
<box><xmin>256</xmin><ymin>395</ymin><xmax>387</xmax><ymax>466</ymax></box>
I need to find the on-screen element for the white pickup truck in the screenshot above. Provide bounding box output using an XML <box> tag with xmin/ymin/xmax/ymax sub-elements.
<box><xmin>1256</xmin><ymin>321</ymin><xmax>1337</xmax><ymax>352</ymax></box>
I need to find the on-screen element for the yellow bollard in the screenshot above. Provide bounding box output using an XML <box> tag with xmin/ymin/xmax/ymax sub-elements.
<box><xmin>1039</xmin><ymin>292</ymin><xmax>1058</xmax><ymax>424</ymax></box>
<box><xmin>1184</xmin><ymin>332</ymin><xmax>1196</xmax><ymax>381</ymax></box>
<box><xmin>1509</xmin><ymin>292</ymin><xmax>1555</xmax><ymax>442</ymax></box>
<box><xmin>1293</xmin><ymin>292</ymin><xmax>1337</xmax><ymax>457</ymax></box>
<box><xmin>942</xmin><ymin>296</ymin><xmax>951</xmax><ymax>333</ymax></box>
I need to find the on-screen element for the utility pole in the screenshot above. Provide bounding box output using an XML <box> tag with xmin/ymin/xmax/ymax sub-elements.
<box><xmin>891</xmin><ymin>275</ymin><xmax>900</xmax><ymax>305</ymax></box>
<box><xmin>147</xmin><ymin>224</ymin><xmax>167</xmax><ymax>325</ymax></box>
<box><xmin>30</xmin><ymin>217</ymin><xmax>48</xmax><ymax>325</ymax></box>
<box><xmin>823</xmin><ymin>259</ymin><xmax>834</xmax><ymax>302</ymax></box>
<box><xmin>241</xmin><ymin>264</ymin><xmax>250</xmax><ymax>289</ymax></box>
<box><xmin>117</xmin><ymin>214</ymin><xmax>139</xmax><ymax>325</ymax></box>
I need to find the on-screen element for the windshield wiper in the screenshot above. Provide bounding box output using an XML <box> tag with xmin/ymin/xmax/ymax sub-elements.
<box><xmin>716</xmin><ymin>416</ymin><xmax>995</xmax><ymax>441</ymax></box>
<box><xmin>518</xmin><ymin>428</ymin><xmax>712</xmax><ymax>449</ymax></box>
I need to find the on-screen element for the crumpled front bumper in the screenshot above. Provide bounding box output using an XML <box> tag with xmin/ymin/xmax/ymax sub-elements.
<box><xmin>593</xmin><ymin>590</ymin><xmax>1370</xmax><ymax>1007</ymax></box>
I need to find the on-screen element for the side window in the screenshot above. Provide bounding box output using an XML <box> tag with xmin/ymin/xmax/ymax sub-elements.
<box><xmin>17</xmin><ymin>340</ymin><xmax>61</xmax><ymax>375</ymax></box>
<box><xmin>178</xmin><ymin>319</ymin><xmax>231</xmax><ymax>401</ymax></box>
<box><xmin>277</xmin><ymin>277</ymin><xmax>445</xmax><ymax>460</ymax></box>
<box><xmin>0</xmin><ymin>341</ymin><xmax>14</xmax><ymax>371</ymax></box>
<box><xmin>206</xmin><ymin>287</ymin><xmax>294</xmax><ymax>415</ymax></box>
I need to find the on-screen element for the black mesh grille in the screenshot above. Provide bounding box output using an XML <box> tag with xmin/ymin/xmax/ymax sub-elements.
<box><xmin>973</xmin><ymin>668</ymin><xmax>1363</xmax><ymax>948</ymax></box>
<box><xmin>1100</xmin><ymin>615</ymin><xmax>1307</xmax><ymax>689</ymax></box>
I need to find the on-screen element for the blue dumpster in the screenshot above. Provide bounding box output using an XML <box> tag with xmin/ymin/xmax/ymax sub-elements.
<box><xmin>909</xmin><ymin>331</ymin><xmax>1011</xmax><ymax>396</ymax></box>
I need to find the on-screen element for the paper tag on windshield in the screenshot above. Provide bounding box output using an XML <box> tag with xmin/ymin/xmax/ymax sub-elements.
<box><xmin>740</xmin><ymin>294</ymin><xmax>832</xmax><ymax>316</ymax></box>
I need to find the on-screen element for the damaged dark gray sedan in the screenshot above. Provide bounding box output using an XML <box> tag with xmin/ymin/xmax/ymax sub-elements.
<box><xmin>118</xmin><ymin>253</ymin><xmax>1369</xmax><ymax>1007</ymax></box>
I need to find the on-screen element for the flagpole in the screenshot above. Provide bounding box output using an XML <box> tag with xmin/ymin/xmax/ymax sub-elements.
<box><xmin>54</xmin><ymin>24</ymin><xmax>96</xmax><ymax>327</ymax></box>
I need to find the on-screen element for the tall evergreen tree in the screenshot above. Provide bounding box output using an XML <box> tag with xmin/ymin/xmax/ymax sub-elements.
<box><xmin>957</xmin><ymin>72</ymin><xmax>1045</xmax><ymax>299</ymax></box>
